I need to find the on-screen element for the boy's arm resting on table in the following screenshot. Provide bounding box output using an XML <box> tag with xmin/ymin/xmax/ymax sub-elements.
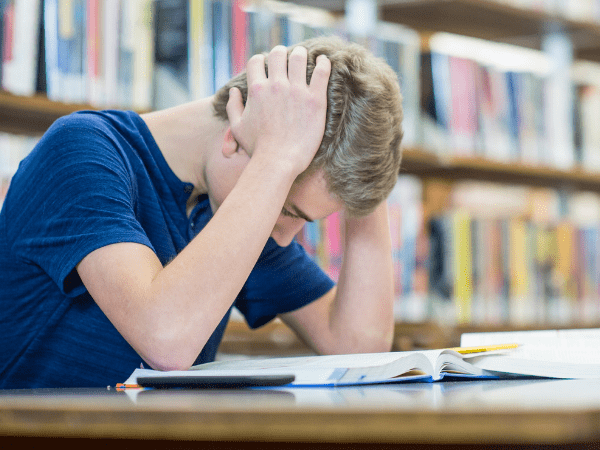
<box><xmin>76</xmin><ymin>157</ymin><xmax>296</xmax><ymax>372</ymax></box>
<box><xmin>279</xmin><ymin>201</ymin><xmax>395</xmax><ymax>355</ymax></box>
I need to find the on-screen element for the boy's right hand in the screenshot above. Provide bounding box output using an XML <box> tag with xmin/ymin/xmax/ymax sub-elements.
<box><xmin>226</xmin><ymin>45</ymin><xmax>331</xmax><ymax>177</ymax></box>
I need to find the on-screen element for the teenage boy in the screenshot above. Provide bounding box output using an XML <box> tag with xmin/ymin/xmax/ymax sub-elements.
<box><xmin>0</xmin><ymin>36</ymin><xmax>403</xmax><ymax>388</ymax></box>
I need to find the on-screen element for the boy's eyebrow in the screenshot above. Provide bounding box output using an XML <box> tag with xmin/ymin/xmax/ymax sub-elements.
<box><xmin>290</xmin><ymin>204</ymin><xmax>314</xmax><ymax>223</ymax></box>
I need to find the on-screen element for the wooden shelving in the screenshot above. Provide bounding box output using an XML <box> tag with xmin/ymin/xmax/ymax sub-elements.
<box><xmin>380</xmin><ymin>0</ymin><xmax>600</xmax><ymax>61</ymax></box>
<box><xmin>402</xmin><ymin>148</ymin><xmax>600</xmax><ymax>193</ymax></box>
<box><xmin>0</xmin><ymin>91</ymin><xmax>95</xmax><ymax>135</ymax></box>
<box><xmin>3</xmin><ymin>90</ymin><xmax>600</xmax><ymax>193</ymax></box>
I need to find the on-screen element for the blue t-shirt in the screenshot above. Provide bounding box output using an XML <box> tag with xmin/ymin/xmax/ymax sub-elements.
<box><xmin>0</xmin><ymin>110</ymin><xmax>334</xmax><ymax>389</ymax></box>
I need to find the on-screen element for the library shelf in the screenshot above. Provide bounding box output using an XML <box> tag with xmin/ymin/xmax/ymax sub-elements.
<box><xmin>381</xmin><ymin>0</ymin><xmax>600</xmax><ymax>60</ymax></box>
<box><xmin>0</xmin><ymin>91</ymin><xmax>94</xmax><ymax>135</ymax></box>
<box><xmin>3</xmin><ymin>89</ymin><xmax>600</xmax><ymax>194</ymax></box>
<box><xmin>0</xmin><ymin>91</ymin><xmax>153</xmax><ymax>136</ymax></box>
<box><xmin>402</xmin><ymin>148</ymin><xmax>600</xmax><ymax>193</ymax></box>
<box><xmin>285</xmin><ymin>0</ymin><xmax>600</xmax><ymax>61</ymax></box>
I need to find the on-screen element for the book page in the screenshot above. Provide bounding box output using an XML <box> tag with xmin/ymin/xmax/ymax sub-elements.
<box><xmin>192</xmin><ymin>351</ymin><xmax>451</xmax><ymax>384</ymax></box>
<box><xmin>465</xmin><ymin>337</ymin><xmax>600</xmax><ymax>378</ymax></box>
<box><xmin>460</xmin><ymin>329</ymin><xmax>600</xmax><ymax>378</ymax></box>
<box><xmin>476</xmin><ymin>340</ymin><xmax>600</xmax><ymax>364</ymax></box>
<box><xmin>192</xmin><ymin>352</ymin><xmax>424</xmax><ymax>371</ymax></box>
<box><xmin>470</xmin><ymin>351</ymin><xmax>600</xmax><ymax>379</ymax></box>
<box><xmin>460</xmin><ymin>328</ymin><xmax>600</xmax><ymax>347</ymax></box>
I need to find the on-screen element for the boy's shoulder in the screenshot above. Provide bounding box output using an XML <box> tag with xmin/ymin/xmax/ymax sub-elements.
<box><xmin>41</xmin><ymin>110</ymin><xmax>145</xmax><ymax>156</ymax></box>
<box><xmin>50</xmin><ymin>110</ymin><xmax>138</xmax><ymax>135</ymax></box>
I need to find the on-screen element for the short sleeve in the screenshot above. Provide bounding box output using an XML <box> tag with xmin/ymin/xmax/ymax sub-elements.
<box><xmin>4</xmin><ymin>114</ymin><xmax>153</xmax><ymax>297</ymax></box>
<box><xmin>235</xmin><ymin>237</ymin><xmax>335</xmax><ymax>328</ymax></box>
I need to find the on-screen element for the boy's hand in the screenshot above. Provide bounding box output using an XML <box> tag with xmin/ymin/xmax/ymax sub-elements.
<box><xmin>226</xmin><ymin>45</ymin><xmax>331</xmax><ymax>177</ymax></box>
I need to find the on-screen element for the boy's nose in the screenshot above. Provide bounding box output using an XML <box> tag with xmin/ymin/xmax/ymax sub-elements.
<box><xmin>271</xmin><ymin>221</ymin><xmax>306</xmax><ymax>247</ymax></box>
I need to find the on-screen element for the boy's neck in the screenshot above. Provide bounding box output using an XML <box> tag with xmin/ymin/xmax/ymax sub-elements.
<box><xmin>140</xmin><ymin>97</ymin><xmax>227</xmax><ymax>199</ymax></box>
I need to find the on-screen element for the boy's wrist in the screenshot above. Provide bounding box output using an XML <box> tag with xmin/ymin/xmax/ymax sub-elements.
<box><xmin>247</xmin><ymin>150</ymin><xmax>304</xmax><ymax>182</ymax></box>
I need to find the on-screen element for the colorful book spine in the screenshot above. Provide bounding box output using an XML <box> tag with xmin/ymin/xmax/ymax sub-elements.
<box><xmin>2</xmin><ymin>0</ymin><xmax>41</xmax><ymax>97</ymax></box>
<box><xmin>231</xmin><ymin>0</ymin><xmax>247</xmax><ymax>76</ymax></box>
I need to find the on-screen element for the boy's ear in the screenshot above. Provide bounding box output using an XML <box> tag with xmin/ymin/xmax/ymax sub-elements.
<box><xmin>222</xmin><ymin>127</ymin><xmax>239</xmax><ymax>158</ymax></box>
<box><xmin>222</xmin><ymin>127</ymin><xmax>248</xmax><ymax>158</ymax></box>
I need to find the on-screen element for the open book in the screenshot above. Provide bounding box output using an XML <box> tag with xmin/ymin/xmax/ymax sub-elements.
<box><xmin>123</xmin><ymin>328</ymin><xmax>600</xmax><ymax>387</ymax></box>
<box><xmin>123</xmin><ymin>346</ymin><xmax>514</xmax><ymax>387</ymax></box>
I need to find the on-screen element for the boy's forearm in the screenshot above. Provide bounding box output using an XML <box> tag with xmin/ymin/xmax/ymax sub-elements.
<box><xmin>327</xmin><ymin>202</ymin><xmax>395</xmax><ymax>353</ymax></box>
<box><xmin>146</xmin><ymin>156</ymin><xmax>297</xmax><ymax>362</ymax></box>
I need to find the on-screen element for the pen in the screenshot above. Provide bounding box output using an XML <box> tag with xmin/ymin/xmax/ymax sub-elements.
<box><xmin>115</xmin><ymin>383</ymin><xmax>143</xmax><ymax>390</ymax></box>
<box><xmin>450</xmin><ymin>343</ymin><xmax>519</xmax><ymax>354</ymax></box>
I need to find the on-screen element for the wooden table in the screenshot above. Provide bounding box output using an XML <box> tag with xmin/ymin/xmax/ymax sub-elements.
<box><xmin>2</xmin><ymin>379</ymin><xmax>600</xmax><ymax>449</ymax></box>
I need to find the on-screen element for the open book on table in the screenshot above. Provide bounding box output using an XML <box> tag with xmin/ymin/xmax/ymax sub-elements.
<box><xmin>123</xmin><ymin>328</ymin><xmax>600</xmax><ymax>387</ymax></box>
<box><xmin>123</xmin><ymin>345</ymin><xmax>517</xmax><ymax>388</ymax></box>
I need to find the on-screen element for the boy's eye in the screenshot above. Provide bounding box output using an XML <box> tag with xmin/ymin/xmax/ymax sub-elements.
<box><xmin>281</xmin><ymin>207</ymin><xmax>297</xmax><ymax>219</ymax></box>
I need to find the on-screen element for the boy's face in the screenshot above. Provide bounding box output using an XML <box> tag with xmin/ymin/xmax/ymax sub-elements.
<box><xmin>270</xmin><ymin>169</ymin><xmax>343</xmax><ymax>247</ymax></box>
<box><xmin>206</xmin><ymin>143</ymin><xmax>342</xmax><ymax>247</ymax></box>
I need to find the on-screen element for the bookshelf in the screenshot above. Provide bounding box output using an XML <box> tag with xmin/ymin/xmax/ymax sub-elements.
<box><xmin>0</xmin><ymin>91</ymin><xmax>91</xmax><ymax>135</ymax></box>
<box><xmin>401</xmin><ymin>148</ymin><xmax>600</xmax><ymax>193</ymax></box>
<box><xmin>288</xmin><ymin>0</ymin><xmax>600</xmax><ymax>61</ymax></box>
<box><xmin>380</xmin><ymin>0</ymin><xmax>600</xmax><ymax>61</ymax></box>
<box><xmin>4</xmin><ymin>87</ymin><xmax>600</xmax><ymax>195</ymax></box>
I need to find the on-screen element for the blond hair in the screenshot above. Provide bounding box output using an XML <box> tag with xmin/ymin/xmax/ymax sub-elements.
<box><xmin>212</xmin><ymin>35</ymin><xmax>403</xmax><ymax>216</ymax></box>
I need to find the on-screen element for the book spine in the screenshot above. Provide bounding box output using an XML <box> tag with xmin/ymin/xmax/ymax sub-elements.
<box><xmin>102</xmin><ymin>0</ymin><xmax>119</xmax><ymax>107</ymax></box>
<box><xmin>231</xmin><ymin>0</ymin><xmax>246</xmax><ymax>76</ymax></box>
<box><xmin>43</xmin><ymin>0</ymin><xmax>60</xmax><ymax>101</ymax></box>
<box><xmin>2</xmin><ymin>1</ymin><xmax>15</xmax><ymax>92</ymax></box>
<box><xmin>212</xmin><ymin>0</ymin><xmax>231</xmax><ymax>91</ymax></box>
<box><xmin>509</xmin><ymin>217</ymin><xmax>529</xmax><ymax>325</ymax></box>
<box><xmin>448</xmin><ymin>56</ymin><xmax>477</xmax><ymax>156</ymax></box>
<box><xmin>132</xmin><ymin>0</ymin><xmax>153</xmax><ymax>111</ymax></box>
<box><xmin>188</xmin><ymin>0</ymin><xmax>207</xmax><ymax>100</ymax></box>
<box><xmin>117</xmin><ymin>0</ymin><xmax>133</xmax><ymax>108</ymax></box>
<box><xmin>453</xmin><ymin>209</ymin><xmax>472</xmax><ymax>324</ymax></box>
<box><xmin>3</xmin><ymin>0</ymin><xmax>41</xmax><ymax>97</ymax></box>
<box><xmin>73</xmin><ymin>0</ymin><xmax>86</xmax><ymax>103</ymax></box>
<box><xmin>86</xmin><ymin>0</ymin><xmax>103</xmax><ymax>107</ymax></box>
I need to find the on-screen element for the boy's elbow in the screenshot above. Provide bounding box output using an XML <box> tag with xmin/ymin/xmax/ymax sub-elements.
<box><xmin>144</xmin><ymin>350</ymin><xmax>195</xmax><ymax>372</ymax></box>
<box><xmin>139</xmin><ymin>333</ymin><xmax>202</xmax><ymax>372</ymax></box>
<box><xmin>149</xmin><ymin>359</ymin><xmax>193</xmax><ymax>372</ymax></box>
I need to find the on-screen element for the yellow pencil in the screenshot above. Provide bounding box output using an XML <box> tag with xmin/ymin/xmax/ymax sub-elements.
<box><xmin>450</xmin><ymin>343</ymin><xmax>519</xmax><ymax>354</ymax></box>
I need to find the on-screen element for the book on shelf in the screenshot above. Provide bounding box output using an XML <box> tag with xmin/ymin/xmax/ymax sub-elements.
<box><xmin>573</xmin><ymin>60</ymin><xmax>600</xmax><ymax>172</ymax></box>
<box><xmin>0</xmin><ymin>1</ymin><xmax>5</xmax><ymax>86</ymax></box>
<box><xmin>130</xmin><ymin>0</ymin><xmax>154</xmax><ymax>111</ymax></box>
<box><xmin>61</xmin><ymin>0</ymin><xmax>86</xmax><ymax>104</ymax></box>
<box><xmin>420</xmin><ymin>46</ymin><xmax>549</xmax><ymax>165</ymax></box>
<box><xmin>153</xmin><ymin>0</ymin><xmax>189</xmax><ymax>109</ymax></box>
<box><xmin>422</xmin><ymin>180</ymin><xmax>600</xmax><ymax>327</ymax></box>
<box><xmin>2</xmin><ymin>0</ymin><xmax>43</xmax><ymax>97</ymax></box>
<box><xmin>212</xmin><ymin>0</ymin><xmax>232</xmax><ymax>91</ymax></box>
<box><xmin>0</xmin><ymin>0</ymin><xmax>421</xmax><ymax>142</ymax></box>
